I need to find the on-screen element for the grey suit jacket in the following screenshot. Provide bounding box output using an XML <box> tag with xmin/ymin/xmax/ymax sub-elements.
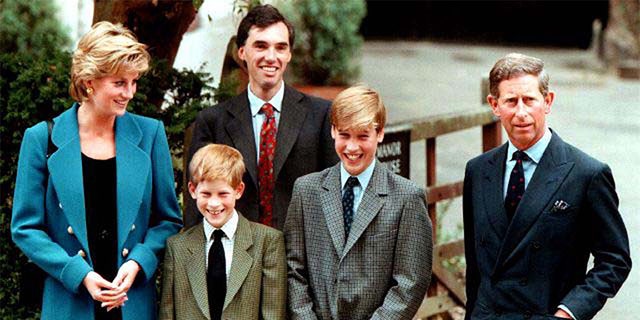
<box><xmin>159</xmin><ymin>213</ymin><xmax>287</xmax><ymax>320</ymax></box>
<box><xmin>285</xmin><ymin>161</ymin><xmax>433</xmax><ymax>320</ymax></box>
<box><xmin>463</xmin><ymin>131</ymin><xmax>632</xmax><ymax>320</ymax></box>
<box><xmin>187</xmin><ymin>85</ymin><xmax>339</xmax><ymax>230</ymax></box>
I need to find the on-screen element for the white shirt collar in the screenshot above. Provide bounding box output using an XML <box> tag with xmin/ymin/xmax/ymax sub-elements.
<box><xmin>340</xmin><ymin>159</ymin><xmax>376</xmax><ymax>191</ymax></box>
<box><xmin>248</xmin><ymin>80</ymin><xmax>285</xmax><ymax>117</ymax></box>
<box><xmin>507</xmin><ymin>127</ymin><xmax>552</xmax><ymax>164</ymax></box>
<box><xmin>203</xmin><ymin>209</ymin><xmax>239</xmax><ymax>241</ymax></box>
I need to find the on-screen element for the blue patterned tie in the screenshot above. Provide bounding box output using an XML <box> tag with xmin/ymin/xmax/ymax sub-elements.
<box><xmin>505</xmin><ymin>150</ymin><xmax>528</xmax><ymax>221</ymax></box>
<box><xmin>342</xmin><ymin>177</ymin><xmax>360</xmax><ymax>238</ymax></box>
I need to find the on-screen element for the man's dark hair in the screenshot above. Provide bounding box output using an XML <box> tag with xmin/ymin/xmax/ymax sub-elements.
<box><xmin>235</xmin><ymin>4</ymin><xmax>295</xmax><ymax>49</ymax></box>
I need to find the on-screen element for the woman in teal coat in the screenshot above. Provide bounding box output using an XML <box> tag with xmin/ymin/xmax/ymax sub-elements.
<box><xmin>11</xmin><ymin>21</ymin><xmax>182</xmax><ymax>319</ymax></box>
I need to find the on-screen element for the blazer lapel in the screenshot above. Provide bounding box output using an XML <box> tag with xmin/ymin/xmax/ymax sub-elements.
<box><xmin>224</xmin><ymin>92</ymin><xmax>258</xmax><ymax>187</ymax></box>
<box><xmin>48</xmin><ymin>105</ymin><xmax>90</xmax><ymax>254</ymax></box>
<box><xmin>224</xmin><ymin>214</ymin><xmax>254</xmax><ymax>311</ymax></box>
<box><xmin>481</xmin><ymin>144</ymin><xmax>509</xmax><ymax>239</ymax></box>
<box><xmin>273</xmin><ymin>86</ymin><xmax>307</xmax><ymax>179</ymax></box>
<box><xmin>114</xmin><ymin>113</ymin><xmax>149</xmax><ymax>250</ymax></box>
<box><xmin>185</xmin><ymin>226</ymin><xmax>211</xmax><ymax>320</ymax></box>
<box><xmin>343</xmin><ymin>162</ymin><xmax>386</xmax><ymax>257</ymax></box>
<box><xmin>494</xmin><ymin>133</ymin><xmax>574</xmax><ymax>273</ymax></box>
<box><xmin>321</xmin><ymin>165</ymin><xmax>346</xmax><ymax>255</ymax></box>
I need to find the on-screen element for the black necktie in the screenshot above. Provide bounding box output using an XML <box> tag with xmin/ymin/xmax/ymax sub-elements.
<box><xmin>208</xmin><ymin>229</ymin><xmax>226</xmax><ymax>320</ymax></box>
<box><xmin>505</xmin><ymin>150</ymin><xmax>528</xmax><ymax>221</ymax></box>
<box><xmin>342</xmin><ymin>177</ymin><xmax>360</xmax><ymax>237</ymax></box>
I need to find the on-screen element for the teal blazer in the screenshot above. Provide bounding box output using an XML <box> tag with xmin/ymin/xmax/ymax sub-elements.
<box><xmin>11</xmin><ymin>104</ymin><xmax>182</xmax><ymax>319</ymax></box>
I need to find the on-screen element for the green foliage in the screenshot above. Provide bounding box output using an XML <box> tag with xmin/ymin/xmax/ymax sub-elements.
<box><xmin>0</xmin><ymin>0</ymin><xmax>70</xmax><ymax>56</ymax></box>
<box><xmin>282</xmin><ymin>0</ymin><xmax>366</xmax><ymax>85</ymax></box>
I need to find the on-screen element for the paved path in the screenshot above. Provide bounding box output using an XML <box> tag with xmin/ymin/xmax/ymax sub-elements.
<box><xmin>359</xmin><ymin>41</ymin><xmax>640</xmax><ymax>319</ymax></box>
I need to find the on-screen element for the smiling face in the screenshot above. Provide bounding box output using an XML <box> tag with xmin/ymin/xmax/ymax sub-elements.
<box><xmin>488</xmin><ymin>74</ymin><xmax>555</xmax><ymax>150</ymax></box>
<box><xmin>189</xmin><ymin>179</ymin><xmax>245</xmax><ymax>229</ymax></box>
<box><xmin>85</xmin><ymin>71</ymin><xmax>139</xmax><ymax>118</ymax></box>
<box><xmin>238</xmin><ymin>22</ymin><xmax>291</xmax><ymax>101</ymax></box>
<box><xmin>332</xmin><ymin>125</ymin><xmax>384</xmax><ymax>176</ymax></box>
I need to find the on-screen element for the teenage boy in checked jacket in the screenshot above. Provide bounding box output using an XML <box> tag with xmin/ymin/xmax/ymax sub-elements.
<box><xmin>285</xmin><ymin>85</ymin><xmax>433</xmax><ymax>320</ymax></box>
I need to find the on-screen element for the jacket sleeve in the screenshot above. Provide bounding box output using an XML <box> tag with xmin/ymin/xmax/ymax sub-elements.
<box><xmin>284</xmin><ymin>180</ymin><xmax>319</xmax><ymax>320</ymax></box>
<box><xmin>127</xmin><ymin>121</ymin><xmax>182</xmax><ymax>282</ymax></box>
<box><xmin>11</xmin><ymin>123</ymin><xmax>92</xmax><ymax>293</ymax></box>
<box><xmin>371</xmin><ymin>187</ymin><xmax>433</xmax><ymax>319</ymax></box>
<box><xmin>158</xmin><ymin>239</ymin><xmax>176</xmax><ymax>320</ymax></box>
<box><xmin>261</xmin><ymin>230</ymin><xmax>288</xmax><ymax>320</ymax></box>
<box><xmin>559</xmin><ymin>164</ymin><xmax>632</xmax><ymax>320</ymax></box>
<box><xmin>463</xmin><ymin>162</ymin><xmax>480</xmax><ymax>319</ymax></box>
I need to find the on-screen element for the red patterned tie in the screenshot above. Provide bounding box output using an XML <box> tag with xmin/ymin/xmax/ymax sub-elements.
<box><xmin>258</xmin><ymin>103</ymin><xmax>277</xmax><ymax>226</ymax></box>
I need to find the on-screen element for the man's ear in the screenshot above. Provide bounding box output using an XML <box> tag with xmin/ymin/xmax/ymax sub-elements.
<box><xmin>544</xmin><ymin>91</ymin><xmax>555</xmax><ymax>114</ymax></box>
<box><xmin>331</xmin><ymin>125</ymin><xmax>337</xmax><ymax>139</ymax></box>
<box><xmin>487</xmin><ymin>95</ymin><xmax>500</xmax><ymax>117</ymax></box>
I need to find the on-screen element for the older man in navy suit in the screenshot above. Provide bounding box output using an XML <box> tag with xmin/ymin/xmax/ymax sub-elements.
<box><xmin>463</xmin><ymin>53</ymin><xmax>631</xmax><ymax>320</ymax></box>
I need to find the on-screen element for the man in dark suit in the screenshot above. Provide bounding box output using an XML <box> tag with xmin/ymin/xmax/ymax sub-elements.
<box><xmin>464</xmin><ymin>53</ymin><xmax>632</xmax><ymax>320</ymax></box>
<box><xmin>187</xmin><ymin>5</ymin><xmax>338</xmax><ymax>230</ymax></box>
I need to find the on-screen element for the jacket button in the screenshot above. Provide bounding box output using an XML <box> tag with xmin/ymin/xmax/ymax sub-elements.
<box><xmin>520</xmin><ymin>279</ymin><xmax>527</xmax><ymax>286</ymax></box>
<box><xmin>67</xmin><ymin>226</ymin><xmax>74</xmax><ymax>235</ymax></box>
<box><xmin>59</xmin><ymin>202</ymin><xmax>63</xmax><ymax>209</ymax></box>
<box><xmin>524</xmin><ymin>311</ymin><xmax>532</xmax><ymax>318</ymax></box>
<box><xmin>122</xmin><ymin>248</ymin><xmax>129</xmax><ymax>258</ymax></box>
<box><xmin>78</xmin><ymin>250</ymin><xmax>86</xmax><ymax>258</ymax></box>
<box><xmin>533</xmin><ymin>242</ymin><xmax>541</xmax><ymax>250</ymax></box>
<box><xmin>131</xmin><ymin>224</ymin><xmax>136</xmax><ymax>231</ymax></box>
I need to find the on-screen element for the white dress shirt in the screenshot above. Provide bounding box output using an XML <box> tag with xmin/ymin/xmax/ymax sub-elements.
<box><xmin>203</xmin><ymin>210</ymin><xmax>238</xmax><ymax>280</ymax></box>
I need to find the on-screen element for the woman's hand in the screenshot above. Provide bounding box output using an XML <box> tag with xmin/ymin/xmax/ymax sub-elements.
<box><xmin>102</xmin><ymin>260</ymin><xmax>141</xmax><ymax>311</ymax></box>
<box><xmin>82</xmin><ymin>271</ymin><xmax>126</xmax><ymax>306</ymax></box>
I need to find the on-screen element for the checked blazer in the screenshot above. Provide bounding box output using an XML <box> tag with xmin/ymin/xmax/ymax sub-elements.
<box><xmin>285</xmin><ymin>161</ymin><xmax>433</xmax><ymax>320</ymax></box>
<box><xmin>463</xmin><ymin>131</ymin><xmax>631</xmax><ymax>320</ymax></box>
<box><xmin>187</xmin><ymin>85</ymin><xmax>339</xmax><ymax>230</ymax></box>
<box><xmin>159</xmin><ymin>213</ymin><xmax>287</xmax><ymax>320</ymax></box>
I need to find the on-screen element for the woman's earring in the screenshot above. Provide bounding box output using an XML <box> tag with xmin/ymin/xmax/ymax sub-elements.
<box><xmin>87</xmin><ymin>87</ymin><xmax>94</xmax><ymax>95</ymax></box>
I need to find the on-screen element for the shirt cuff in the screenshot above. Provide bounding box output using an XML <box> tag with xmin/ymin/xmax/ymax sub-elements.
<box><xmin>558</xmin><ymin>304</ymin><xmax>577</xmax><ymax>320</ymax></box>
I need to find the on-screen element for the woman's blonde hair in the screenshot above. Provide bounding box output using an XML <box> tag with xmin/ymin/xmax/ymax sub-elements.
<box><xmin>70</xmin><ymin>21</ymin><xmax>150</xmax><ymax>102</ymax></box>
<box><xmin>331</xmin><ymin>85</ymin><xmax>387</xmax><ymax>132</ymax></box>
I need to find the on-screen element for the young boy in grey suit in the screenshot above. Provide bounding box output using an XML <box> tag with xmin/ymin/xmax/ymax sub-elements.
<box><xmin>285</xmin><ymin>85</ymin><xmax>433</xmax><ymax>320</ymax></box>
<box><xmin>160</xmin><ymin>144</ymin><xmax>286</xmax><ymax>320</ymax></box>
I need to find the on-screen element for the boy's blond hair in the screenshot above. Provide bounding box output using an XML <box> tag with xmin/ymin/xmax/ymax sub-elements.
<box><xmin>330</xmin><ymin>85</ymin><xmax>387</xmax><ymax>132</ymax></box>
<box><xmin>70</xmin><ymin>21</ymin><xmax>150</xmax><ymax>102</ymax></box>
<box><xmin>189</xmin><ymin>144</ymin><xmax>246</xmax><ymax>189</ymax></box>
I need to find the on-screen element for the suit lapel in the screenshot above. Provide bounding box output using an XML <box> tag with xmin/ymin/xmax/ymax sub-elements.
<box><xmin>481</xmin><ymin>144</ymin><xmax>509</xmax><ymax>239</ymax></box>
<box><xmin>273</xmin><ymin>86</ymin><xmax>307</xmax><ymax>179</ymax></box>
<box><xmin>321</xmin><ymin>165</ymin><xmax>346</xmax><ymax>254</ymax></box>
<box><xmin>114</xmin><ymin>113</ymin><xmax>149</xmax><ymax>250</ymax></box>
<box><xmin>224</xmin><ymin>214</ymin><xmax>254</xmax><ymax>311</ymax></box>
<box><xmin>48</xmin><ymin>105</ymin><xmax>90</xmax><ymax>254</ymax></box>
<box><xmin>185</xmin><ymin>226</ymin><xmax>211</xmax><ymax>320</ymax></box>
<box><xmin>494</xmin><ymin>133</ymin><xmax>574</xmax><ymax>273</ymax></box>
<box><xmin>225</xmin><ymin>91</ymin><xmax>258</xmax><ymax>187</ymax></box>
<box><xmin>343</xmin><ymin>162</ymin><xmax>387</xmax><ymax>256</ymax></box>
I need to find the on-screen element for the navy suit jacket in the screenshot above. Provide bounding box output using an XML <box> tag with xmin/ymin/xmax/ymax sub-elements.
<box><xmin>187</xmin><ymin>85</ymin><xmax>338</xmax><ymax>230</ymax></box>
<box><xmin>11</xmin><ymin>104</ymin><xmax>182</xmax><ymax>319</ymax></box>
<box><xmin>463</xmin><ymin>131</ymin><xmax>631</xmax><ymax>320</ymax></box>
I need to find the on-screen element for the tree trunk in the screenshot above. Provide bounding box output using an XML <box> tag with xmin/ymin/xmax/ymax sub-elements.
<box><xmin>93</xmin><ymin>0</ymin><xmax>196</xmax><ymax>67</ymax></box>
